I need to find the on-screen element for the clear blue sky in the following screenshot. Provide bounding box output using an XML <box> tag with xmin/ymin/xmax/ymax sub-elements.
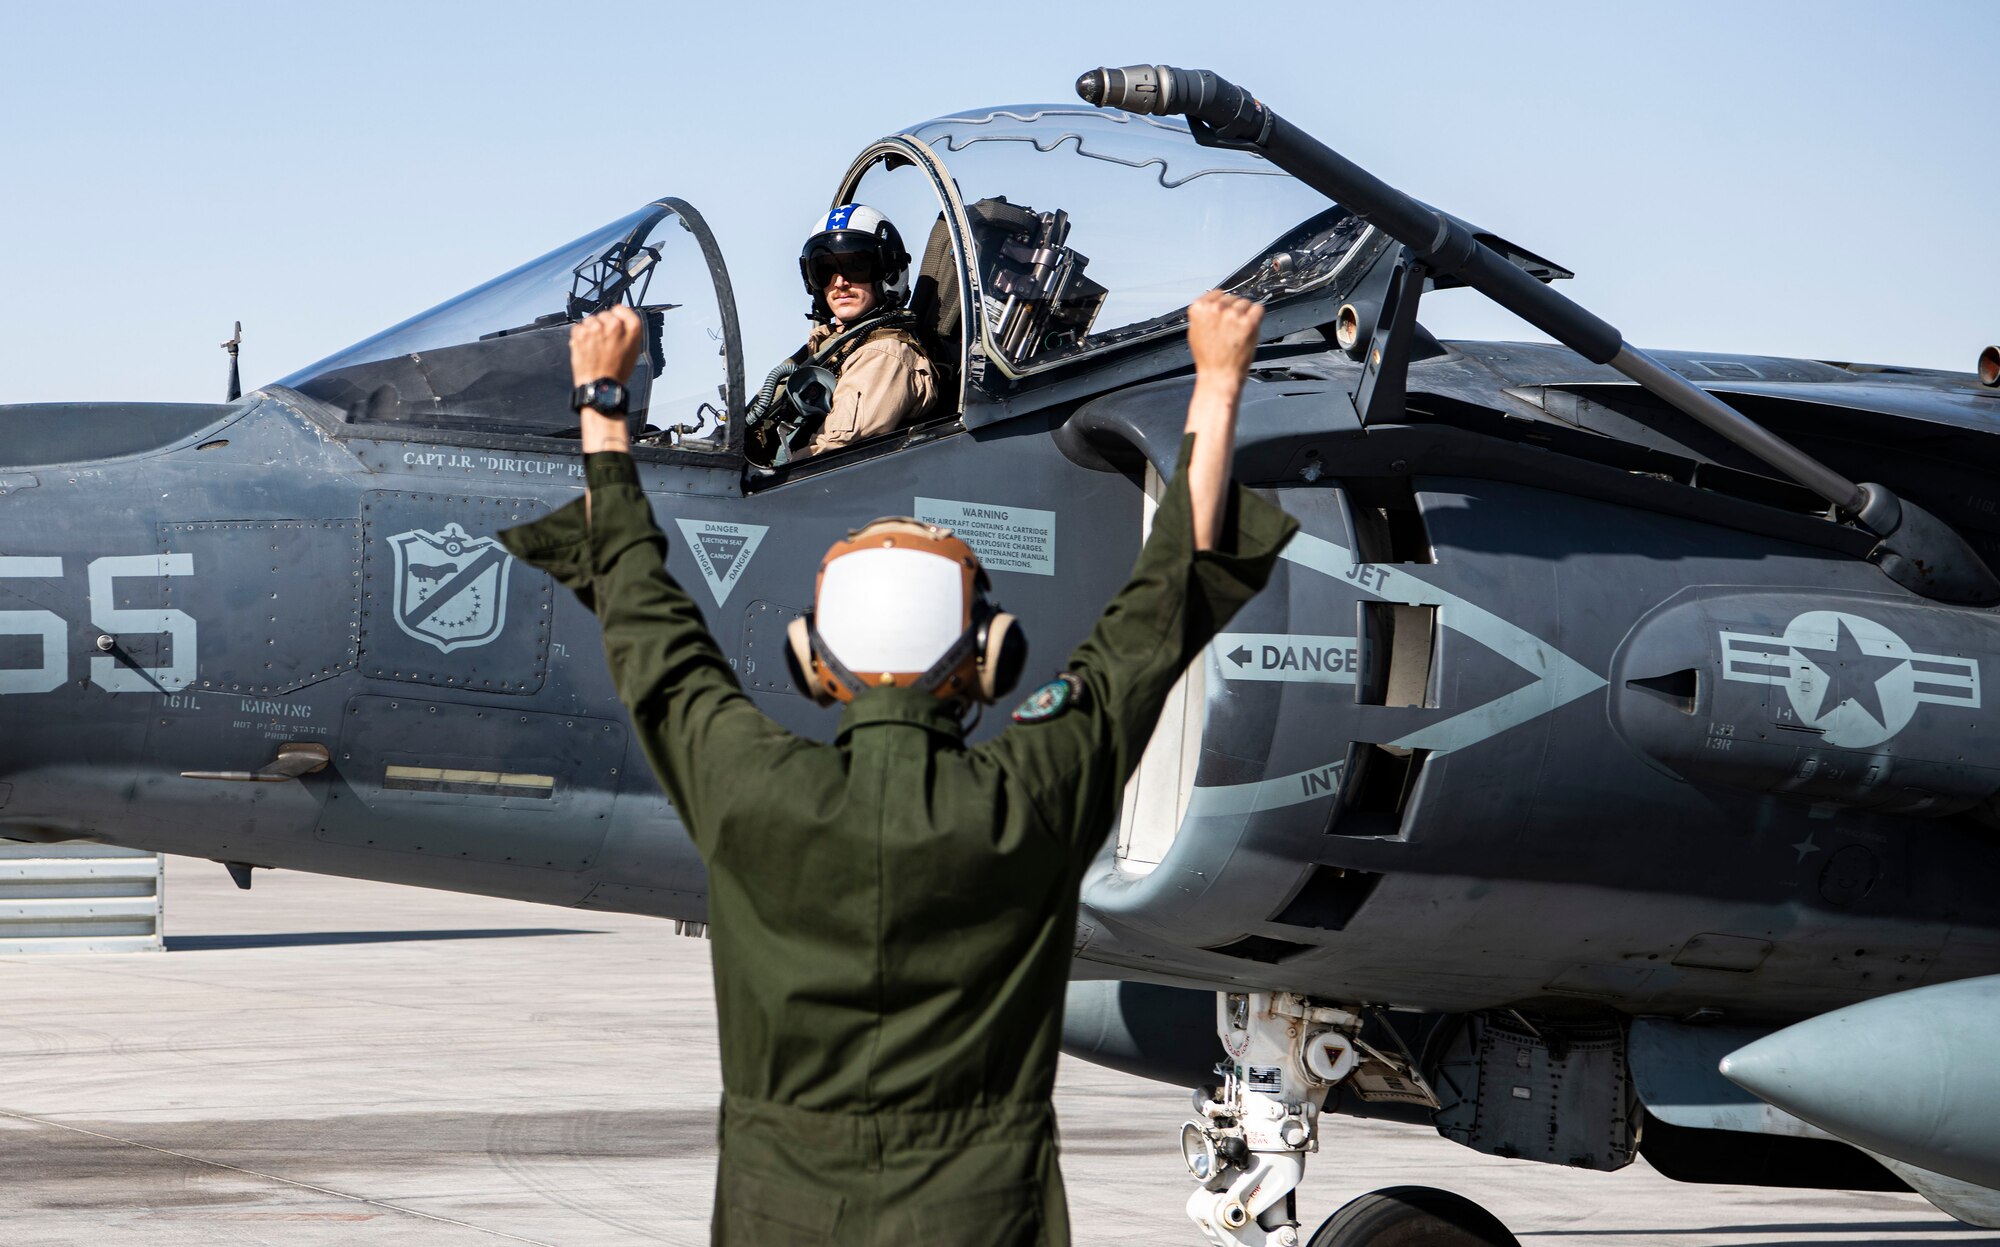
<box><xmin>1</xmin><ymin>1</ymin><xmax>1994</xmax><ymax>404</ymax></box>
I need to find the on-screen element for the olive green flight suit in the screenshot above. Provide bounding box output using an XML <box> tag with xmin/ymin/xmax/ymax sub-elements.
<box><xmin>499</xmin><ymin>440</ymin><xmax>1296</xmax><ymax>1246</ymax></box>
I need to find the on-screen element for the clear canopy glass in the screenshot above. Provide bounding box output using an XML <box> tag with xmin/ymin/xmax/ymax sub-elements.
<box><xmin>893</xmin><ymin>105</ymin><xmax>1369</xmax><ymax>377</ymax></box>
<box><xmin>281</xmin><ymin>202</ymin><xmax>736</xmax><ymax>448</ymax></box>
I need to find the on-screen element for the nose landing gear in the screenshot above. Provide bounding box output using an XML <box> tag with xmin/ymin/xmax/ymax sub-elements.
<box><xmin>1180</xmin><ymin>992</ymin><xmax>1519</xmax><ymax>1247</ymax></box>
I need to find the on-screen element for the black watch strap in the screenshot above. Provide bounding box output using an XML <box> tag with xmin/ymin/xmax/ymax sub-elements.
<box><xmin>570</xmin><ymin>378</ymin><xmax>629</xmax><ymax>416</ymax></box>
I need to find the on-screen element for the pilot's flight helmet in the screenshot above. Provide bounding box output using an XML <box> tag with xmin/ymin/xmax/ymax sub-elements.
<box><xmin>784</xmin><ymin>518</ymin><xmax>1026</xmax><ymax>708</ymax></box>
<box><xmin>799</xmin><ymin>203</ymin><xmax>911</xmax><ymax>318</ymax></box>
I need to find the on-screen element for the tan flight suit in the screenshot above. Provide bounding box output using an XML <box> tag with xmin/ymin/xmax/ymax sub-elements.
<box><xmin>498</xmin><ymin>438</ymin><xmax>1295</xmax><ymax>1245</ymax></box>
<box><xmin>801</xmin><ymin>320</ymin><xmax>936</xmax><ymax>456</ymax></box>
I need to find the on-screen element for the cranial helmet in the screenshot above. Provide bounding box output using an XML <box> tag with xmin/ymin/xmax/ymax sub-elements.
<box><xmin>784</xmin><ymin>518</ymin><xmax>1026</xmax><ymax>707</ymax></box>
<box><xmin>798</xmin><ymin>203</ymin><xmax>911</xmax><ymax>318</ymax></box>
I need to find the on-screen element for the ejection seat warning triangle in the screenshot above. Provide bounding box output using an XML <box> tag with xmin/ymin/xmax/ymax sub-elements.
<box><xmin>673</xmin><ymin>518</ymin><xmax>768</xmax><ymax>606</ymax></box>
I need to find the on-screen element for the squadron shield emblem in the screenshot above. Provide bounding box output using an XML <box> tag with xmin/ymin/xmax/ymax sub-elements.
<box><xmin>1011</xmin><ymin>673</ymin><xmax>1083</xmax><ymax>724</ymax></box>
<box><xmin>388</xmin><ymin>523</ymin><xmax>514</xmax><ymax>653</ymax></box>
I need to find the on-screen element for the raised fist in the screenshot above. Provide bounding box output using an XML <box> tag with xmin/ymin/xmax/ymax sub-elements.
<box><xmin>570</xmin><ymin>305</ymin><xmax>645</xmax><ymax>388</ymax></box>
<box><xmin>1186</xmin><ymin>290</ymin><xmax>1264</xmax><ymax>383</ymax></box>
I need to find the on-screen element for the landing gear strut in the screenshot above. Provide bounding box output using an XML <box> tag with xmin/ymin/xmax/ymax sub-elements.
<box><xmin>1179</xmin><ymin>992</ymin><xmax>1518</xmax><ymax>1247</ymax></box>
<box><xmin>1182</xmin><ymin>992</ymin><xmax>1350</xmax><ymax>1245</ymax></box>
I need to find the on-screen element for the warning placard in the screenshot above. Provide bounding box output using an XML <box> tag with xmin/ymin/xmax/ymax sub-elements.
<box><xmin>673</xmin><ymin>518</ymin><xmax>768</xmax><ymax>606</ymax></box>
<box><xmin>913</xmin><ymin>497</ymin><xmax>1056</xmax><ymax>576</ymax></box>
<box><xmin>1215</xmin><ymin>632</ymin><xmax>1360</xmax><ymax>683</ymax></box>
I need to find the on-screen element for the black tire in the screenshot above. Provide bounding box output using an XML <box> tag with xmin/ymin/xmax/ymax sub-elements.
<box><xmin>1308</xmin><ymin>1186</ymin><xmax>1519</xmax><ymax>1247</ymax></box>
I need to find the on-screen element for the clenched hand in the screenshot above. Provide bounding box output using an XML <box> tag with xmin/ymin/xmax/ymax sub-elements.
<box><xmin>1186</xmin><ymin>290</ymin><xmax>1263</xmax><ymax>381</ymax></box>
<box><xmin>572</xmin><ymin>305</ymin><xmax>645</xmax><ymax>389</ymax></box>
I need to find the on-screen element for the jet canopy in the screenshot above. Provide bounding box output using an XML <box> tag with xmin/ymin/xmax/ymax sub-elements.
<box><xmin>278</xmin><ymin>105</ymin><xmax>1378</xmax><ymax>449</ymax></box>
<box><xmin>860</xmin><ymin>104</ymin><xmax>1372</xmax><ymax>398</ymax></box>
<box><xmin>280</xmin><ymin>199</ymin><xmax>742</xmax><ymax>449</ymax></box>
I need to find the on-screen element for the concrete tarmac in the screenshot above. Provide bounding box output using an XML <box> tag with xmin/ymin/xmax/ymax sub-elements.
<box><xmin>0</xmin><ymin>857</ymin><xmax>1990</xmax><ymax>1246</ymax></box>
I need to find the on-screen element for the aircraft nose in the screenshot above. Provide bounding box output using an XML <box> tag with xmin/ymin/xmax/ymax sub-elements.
<box><xmin>1713</xmin><ymin>1036</ymin><xmax>1782</xmax><ymax>1099</ymax></box>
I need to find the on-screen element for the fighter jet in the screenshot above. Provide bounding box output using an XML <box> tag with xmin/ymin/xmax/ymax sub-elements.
<box><xmin>4</xmin><ymin>61</ymin><xmax>1999</xmax><ymax>1247</ymax></box>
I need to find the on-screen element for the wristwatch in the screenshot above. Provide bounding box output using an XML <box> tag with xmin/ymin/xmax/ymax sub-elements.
<box><xmin>570</xmin><ymin>378</ymin><xmax>630</xmax><ymax>416</ymax></box>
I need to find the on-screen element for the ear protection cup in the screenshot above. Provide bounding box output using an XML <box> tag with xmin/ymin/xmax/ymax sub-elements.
<box><xmin>977</xmin><ymin>612</ymin><xmax>1027</xmax><ymax>704</ymax></box>
<box><xmin>785</xmin><ymin>616</ymin><xmax>835</xmax><ymax>706</ymax></box>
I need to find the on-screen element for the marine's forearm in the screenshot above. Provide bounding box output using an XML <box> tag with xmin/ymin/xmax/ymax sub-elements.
<box><xmin>576</xmin><ymin>455</ymin><xmax>732</xmax><ymax>714</ymax></box>
<box><xmin>1183</xmin><ymin>378</ymin><xmax>1242</xmax><ymax>552</ymax></box>
<box><xmin>595</xmin><ymin>533</ymin><xmax>707</xmax><ymax>707</ymax></box>
<box><xmin>1181</xmin><ymin>289</ymin><xmax>1260</xmax><ymax>550</ymax></box>
<box><xmin>580</xmin><ymin>470</ymin><xmax>773</xmax><ymax>842</ymax></box>
<box><xmin>580</xmin><ymin>412</ymin><xmax>630</xmax><ymax>521</ymax></box>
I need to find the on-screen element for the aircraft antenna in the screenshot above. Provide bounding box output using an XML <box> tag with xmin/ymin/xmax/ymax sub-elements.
<box><xmin>221</xmin><ymin>321</ymin><xmax>243</xmax><ymax>402</ymax></box>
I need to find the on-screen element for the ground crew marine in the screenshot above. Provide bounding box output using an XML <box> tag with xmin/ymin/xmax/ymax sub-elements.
<box><xmin>501</xmin><ymin>293</ymin><xmax>1295</xmax><ymax>1245</ymax></box>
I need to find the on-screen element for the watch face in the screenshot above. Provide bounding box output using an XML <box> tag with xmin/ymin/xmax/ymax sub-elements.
<box><xmin>573</xmin><ymin>380</ymin><xmax>628</xmax><ymax>414</ymax></box>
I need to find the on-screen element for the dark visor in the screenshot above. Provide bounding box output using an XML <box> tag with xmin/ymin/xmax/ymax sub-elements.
<box><xmin>805</xmin><ymin>244</ymin><xmax>883</xmax><ymax>288</ymax></box>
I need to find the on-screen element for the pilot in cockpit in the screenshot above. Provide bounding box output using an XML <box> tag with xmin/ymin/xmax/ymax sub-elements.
<box><xmin>745</xmin><ymin>204</ymin><xmax>936</xmax><ymax>463</ymax></box>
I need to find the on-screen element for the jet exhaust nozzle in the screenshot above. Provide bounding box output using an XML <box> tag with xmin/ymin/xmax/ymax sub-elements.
<box><xmin>1720</xmin><ymin>975</ymin><xmax>2000</xmax><ymax>1190</ymax></box>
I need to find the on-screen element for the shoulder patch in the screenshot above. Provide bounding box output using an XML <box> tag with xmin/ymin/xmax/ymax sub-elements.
<box><xmin>1011</xmin><ymin>673</ymin><xmax>1083</xmax><ymax>724</ymax></box>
